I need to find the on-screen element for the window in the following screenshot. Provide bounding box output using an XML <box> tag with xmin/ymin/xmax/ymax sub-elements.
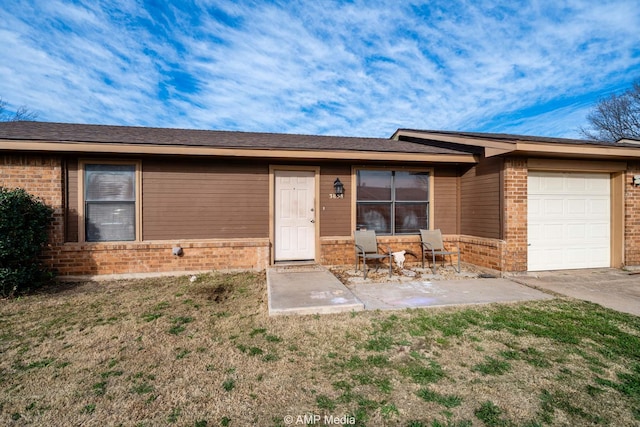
<box><xmin>356</xmin><ymin>170</ymin><xmax>430</xmax><ymax>234</ymax></box>
<box><xmin>84</xmin><ymin>164</ymin><xmax>137</xmax><ymax>242</ymax></box>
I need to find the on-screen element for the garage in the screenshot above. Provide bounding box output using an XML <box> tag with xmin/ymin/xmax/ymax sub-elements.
<box><xmin>528</xmin><ymin>171</ymin><xmax>610</xmax><ymax>271</ymax></box>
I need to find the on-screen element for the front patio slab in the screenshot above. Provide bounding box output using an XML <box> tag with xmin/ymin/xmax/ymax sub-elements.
<box><xmin>267</xmin><ymin>264</ymin><xmax>365</xmax><ymax>315</ymax></box>
<box><xmin>267</xmin><ymin>264</ymin><xmax>555</xmax><ymax>315</ymax></box>
<box><xmin>347</xmin><ymin>277</ymin><xmax>554</xmax><ymax>310</ymax></box>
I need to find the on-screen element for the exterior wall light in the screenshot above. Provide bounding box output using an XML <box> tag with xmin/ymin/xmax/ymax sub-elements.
<box><xmin>333</xmin><ymin>178</ymin><xmax>344</xmax><ymax>198</ymax></box>
<box><xmin>633</xmin><ymin>175</ymin><xmax>640</xmax><ymax>187</ymax></box>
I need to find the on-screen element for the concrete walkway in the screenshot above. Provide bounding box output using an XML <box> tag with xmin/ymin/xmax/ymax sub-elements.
<box><xmin>267</xmin><ymin>264</ymin><xmax>364</xmax><ymax>315</ymax></box>
<box><xmin>348</xmin><ymin>278</ymin><xmax>553</xmax><ymax>310</ymax></box>
<box><xmin>267</xmin><ymin>264</ymin><xmax>552</xmax><ymax>315</ymax></box>
<box><xmin>268</xmin><ymin>265</ymin><xmax>640</xmax><ymax>317</ymax></box>
<box><xmin>509</xmin><ymin>268</ymin><xmax>640</xmax><ymax>317</ymax></box>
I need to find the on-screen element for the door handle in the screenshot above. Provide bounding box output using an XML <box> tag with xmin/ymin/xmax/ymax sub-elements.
<box><xmin>310</xmin><ymin>219</ymin><xmax>315</xmax><ymax>223</ymax></box>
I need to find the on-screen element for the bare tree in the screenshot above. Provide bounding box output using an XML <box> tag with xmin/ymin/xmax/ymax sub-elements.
<box><xmin>580</xmin><ymin>81</ymin><xmax>640</xmax><ymax>142</ymax></box>
<box><xmin>0</xmin><ymin>97</ymin><xmax>38</xmax><ymax>122</ymax></box>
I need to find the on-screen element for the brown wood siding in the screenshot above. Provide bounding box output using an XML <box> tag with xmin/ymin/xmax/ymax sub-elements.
<box><xmin>65</xmin><ymin>158</ymin><xmax>79</xmax><ymax>242</ymax></box>
<box><xmin>142</xmin><ymin>159</ymin><xmax>269</xmax><ymax>240</ymax></box>
<box><xmin>320</xmin><ymin>164</ymin><xmax>351</xmax><ymax>237</ymax></box>
<box><xmin>460</xmin><ymin>157</ymin><xmax>503</xmax><ymax>239</ymax></box>
<box><xmin>433</xmin><ymin>167</ymin><xmax>459</xmax><ymax>234</ymax></box>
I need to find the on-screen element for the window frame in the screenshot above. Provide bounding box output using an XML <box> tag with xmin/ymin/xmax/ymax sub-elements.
<box><xmin>352</xmin><ymin>166</ymin><xmax>434</xmax><ymax>235</ymax></box>
<box><xmin>78</xmin><ymin>159</ymin><xmax>142</xmax><ymax>243</ymax></box>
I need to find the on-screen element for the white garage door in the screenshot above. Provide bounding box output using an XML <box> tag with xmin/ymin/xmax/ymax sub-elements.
<box><xmin>528</xmin><ymin>172</ymin><xmax>610</xmax><ymax>271</ymax></box>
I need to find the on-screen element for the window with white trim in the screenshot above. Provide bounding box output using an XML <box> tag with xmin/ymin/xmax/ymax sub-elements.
<box><xmin>356</xmin><ymin>170</ymin><xmax>430</xmax><ymax>234</ymax></box>
<box><xmin>84</xmin><ymin>164</ymin><xmax>136</xmax><ymax>242</ymax></box>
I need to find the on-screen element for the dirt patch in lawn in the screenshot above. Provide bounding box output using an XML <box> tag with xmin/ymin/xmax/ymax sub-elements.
<box><xmin>1</xmin><ymin>271</ymin><xmax>639</xmax><ymax>426</ymax></box>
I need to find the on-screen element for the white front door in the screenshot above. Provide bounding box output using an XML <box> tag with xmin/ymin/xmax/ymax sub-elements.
<box><xmin>528</xmin><ymin>172</ymin><xmax>610</xmax><ymax>271</ymax></box>
<box><xmin>275</xmin><ymin>170</ymin><xmax>316</xmax><ymax>261</ymax></box>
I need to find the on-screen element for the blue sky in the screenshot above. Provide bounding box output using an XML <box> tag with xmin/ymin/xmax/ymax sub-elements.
<box><xmin>1</xmin><ymin>0</ymin><xmax>639</xmax><ymax>138</ymax></box>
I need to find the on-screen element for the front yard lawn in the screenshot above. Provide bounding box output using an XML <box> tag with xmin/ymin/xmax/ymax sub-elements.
<box><xmin>1</xmin><ymin>272</ymin><xmax>639</xmax><ymax>426</ymax></box>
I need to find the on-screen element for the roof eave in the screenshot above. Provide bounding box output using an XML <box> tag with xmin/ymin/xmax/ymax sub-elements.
<box><xmin>511</xmin><ymin>143</ymin><xmax>640</xmax><ymax>160</ymax></box>
<box><xmin>394</xmin><ymin>129</ymin><xmax>516</xmax><ymax>150</ymax></box>
<box><xmin>0</xmin><ymin>140</ymin><xmax>478</xmax><ymax>163</ymax></box>
<box><xmin>394</xmin><ymin>129</ymin><xmax>640</xmax><ymax>160</ymax></box>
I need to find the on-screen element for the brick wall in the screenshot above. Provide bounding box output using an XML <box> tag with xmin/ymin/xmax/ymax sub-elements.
<box><xmin>321</xmin><ymin>235</ymin><xmax>428</xmax><ymax>268</ymax></box>
<box><xmin>50</xmin><ymin>239</ymin><xmax>270</xmax><ymax>276</ymax></box>
<box><xmin>457</xmin><ymin>235</ymin><xmax>504</xmax><ymax>271</ymax></box>
<box><xmin>1</xmin><ymin>154</ymin><xmax>270</xmax><ymax>276</ymax></box>
<box><xmin>0</xmin><ymin>154</ymin><xmax>65</xmax><ymax>257</ymax></box>
<box><xmin>321</xmin><ymin>235</ymin><xmax>504</xmax><ymax>271</ymax></box>
<box><xmin>320</xmin><ymin>237</ymin><xmax>354</xmax><ymax>266</ymax></box>
<box><xmin>502</xmin><ymin>157</ymin><xmax>528</xmax><ymax>271</ymax></box>
<box><xmin>626</xmin><ymin>162</ymin><xmax>640</xmax><ymax>265</ymax></box>
<box><xmin>9</xmin><ymin>152</ymin><xmax>639</xmax><ymax>276</ymax></box>
<box><xmin>321</xmin><ymin>234</ymin><xmax>504</xmax><ymax>272</ymax></box>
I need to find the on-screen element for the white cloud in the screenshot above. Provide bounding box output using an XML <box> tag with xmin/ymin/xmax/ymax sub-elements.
<box><xmin>0</xmin><ymin>0</ymin><xmax>639</xmax><ymax>138</ymax></box>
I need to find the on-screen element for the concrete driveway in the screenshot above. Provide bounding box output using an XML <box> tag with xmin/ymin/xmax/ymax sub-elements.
<box><xmin>508</xmin><ymin>268</ymin><xmax>640</xmax><ymax>317</ymax></box>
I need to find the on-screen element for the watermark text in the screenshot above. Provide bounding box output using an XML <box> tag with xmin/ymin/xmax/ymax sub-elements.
<box><xmin>283</xmin><ymin>414</ymin><xmax>356</xmax><ymax>425</ymax></box>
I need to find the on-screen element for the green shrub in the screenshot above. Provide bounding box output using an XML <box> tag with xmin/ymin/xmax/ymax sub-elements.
<box><xmin>0</xmin><ymin>187</ymin><xmax>54</xmax><ymax>296</ymax></box>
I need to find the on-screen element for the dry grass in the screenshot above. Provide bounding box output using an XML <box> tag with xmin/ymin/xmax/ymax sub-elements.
<box><xmin>1</xmin><ymin>271</ymin><xmax>640</xmax><ymax>426</ymax></box>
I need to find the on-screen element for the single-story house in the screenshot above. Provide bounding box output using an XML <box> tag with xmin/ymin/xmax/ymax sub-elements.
<box><xmin>1</xmin><ymin>121</ymin><xmax>640</xmax><ymax>277</ymax></box>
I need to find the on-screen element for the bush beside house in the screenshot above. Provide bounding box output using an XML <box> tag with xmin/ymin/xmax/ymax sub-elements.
<box><xmin>0</xmin><ymin>187</ymin><xmax>54</xmax><ymax>296</ymax></box>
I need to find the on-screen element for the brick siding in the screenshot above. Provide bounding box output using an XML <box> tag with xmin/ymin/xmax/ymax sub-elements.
<box><xmin>0</xmin><ymin>154</ymin><xmax>65</xmax><ymax>255</ymax></box>
<box><xmin>626</xmin><ymin>162</ymin><xmax>640</xmax><ymax>265</ymax></box>
<box><xmin>1</xmin><ymin>154</ymin><xmax>269</xmax><ymax>276</ymax></box>
<box><xmin>457</xmin><ymin>235</ymin><xmax>504</xmax><ymax>271</ymax></box>
<box><xmin>321</xmin><ymin>235</ymin><xmax>430</xmax><ymax>268</ymax></box>
<box><xmin>502</xmin><ymin>157</ymin><xmax>528</xmax><ymax>271</ymax></box>
<box><xmin>5</xmin><ymin>153</ymin><xmax>640</xmax><ymax>276</ymax></box>
<box><xmin>50</xmin><ymin>239</ymin><xmax>270</xmax><ymax>276</ymax></box>
<box><xmin>322</xmin><ymin>235</ymin><xmax>503</xmax><ymax>273</ymax></box>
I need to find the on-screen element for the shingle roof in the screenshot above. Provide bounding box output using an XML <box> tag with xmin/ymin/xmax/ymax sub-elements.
<box><xmin>0</xmin><ymin>121</ymin><xmax>473</xmax><ymax>155</ymax></box>
<box><xmin>397</xmin><ymin>128</ymin><xmax>639</xmax><ymax>147</ymax></box>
